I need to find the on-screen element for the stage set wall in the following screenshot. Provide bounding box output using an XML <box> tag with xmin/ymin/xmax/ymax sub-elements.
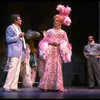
<box><xmin>0</xmin><ymin>1</ymin><xmax>99</xmax><ymax>86</ymax></box>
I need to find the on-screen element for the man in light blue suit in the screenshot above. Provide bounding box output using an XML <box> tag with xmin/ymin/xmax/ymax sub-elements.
<box><xmin>3</xmin><ymin>14</ymin><xmax>26</xmax><ymax>91</ymax></box>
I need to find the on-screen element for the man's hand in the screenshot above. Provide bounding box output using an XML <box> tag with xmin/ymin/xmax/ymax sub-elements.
<box><xmin>19</xmin><ymin>32</ymin><xmax>25</xmax><ymax>38</ymax></box>
<box><xmin>95</xmin><ymin>55</ymin><xmax>100</xmax><ymax>58</ymax></box>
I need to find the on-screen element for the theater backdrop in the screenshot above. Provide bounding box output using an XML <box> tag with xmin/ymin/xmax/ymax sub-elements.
<box><xmin>0</xmin><ymin>1</ymin><xmax>99</xmax><ymax>86</ymax></box>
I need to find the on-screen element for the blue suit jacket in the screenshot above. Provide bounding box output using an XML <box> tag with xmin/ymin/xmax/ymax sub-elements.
<box><xmin>6</xmin><ymin>25</ymin><xmax>23</xmax><ymax>58</ymax></box>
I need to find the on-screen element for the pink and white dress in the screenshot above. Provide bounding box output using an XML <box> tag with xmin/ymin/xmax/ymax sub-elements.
<box><xmin>38</xmin><ymin>28</ymin><xmax>72</xmax><ymax>91</ymax></box>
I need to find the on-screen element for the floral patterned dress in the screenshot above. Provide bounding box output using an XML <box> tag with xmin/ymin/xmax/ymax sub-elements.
<box><xmin>38</xmin><ymin>28</ymin><xmax>72</xmax><ymax>91</ymax></box>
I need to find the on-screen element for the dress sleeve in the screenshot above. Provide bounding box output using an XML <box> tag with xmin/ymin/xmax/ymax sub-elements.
<box><xmin>59</xmin><ymin>31</ymin><xmax>72</xmax><ymax>63</ymax></box>
<box><xmin>38</xmin><ymin>37</ymin><xmax>49</xmax><ymax>60</ymax></box>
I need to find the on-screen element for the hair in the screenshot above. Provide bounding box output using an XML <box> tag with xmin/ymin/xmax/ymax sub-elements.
<box><xmin>10</xmin><ymin>14</ymin><xmax>21</xmax><ymax>23</ymax></box>
<box><xmin>53</xmin><ymin>14</ymin><xmax>63</xmax><ymax>24</ymax></box>
<box><xmin>88</xmin><ymin>35</ymin><xmax>95</xmax><ymax>40</ymax></box>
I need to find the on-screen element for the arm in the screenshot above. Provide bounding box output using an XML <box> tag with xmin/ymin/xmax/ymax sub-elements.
<box><xmin>63</xmin><ymin>31</ymin><xmax>69</xmax><ymax>42</ymax></box>
<box><xmin>98</xmin><ymin>44</ymin><xmax>100</xmax><ymax>55</ymax></box>
<box><xmin>95</xmin><ymin>44</ymin><xmax>100</xmax><ymax>58</ymax></box>
<box><xmin>83</xmin><ymin>46</ymin><xmax>89</xmax><ymax>59</ymax></box>
<box><xmin>60</xmin><ymin>31</ymin><xmax>72</xmax><ymax>63</ymax></box>
<box><xmin>6</xmin><ymin>26</ymin><xmax>19</xmax><ymax>44</ymax></box>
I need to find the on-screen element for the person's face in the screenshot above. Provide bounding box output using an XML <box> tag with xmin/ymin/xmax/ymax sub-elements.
<box><xmin>15</xmin><ymin>17</ymin><xmax>22</xmax><ymax>26</ymax></box>
<box><xmin>88</xmin><ymin>36</ymin><xmax>94</xmax><ymax>42</ymax></box>
<box><xmin>53</xmin><ymin>18</ymin><xmax>61</xmax><ymax>29</ymax></box>
<box><xmin>43</xmin><ymin>31</ymin><xmax>46</xmax><ymax>37</ymax></box>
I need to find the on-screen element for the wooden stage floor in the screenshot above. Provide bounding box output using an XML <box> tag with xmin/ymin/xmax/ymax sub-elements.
<box><xmin>0</xmin><ymin>86</ymin><xmax>100</xmax><ymax>99</ymax></box>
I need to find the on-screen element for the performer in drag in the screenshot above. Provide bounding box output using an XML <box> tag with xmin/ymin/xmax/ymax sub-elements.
<box><xmin>38</xmin><ymin>4</ymin><xmax>72</xmax><ymax>92</ymax></box>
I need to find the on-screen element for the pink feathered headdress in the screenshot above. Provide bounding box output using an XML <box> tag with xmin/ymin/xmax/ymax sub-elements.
<box><xmin>55</xmin><ymin>4</ymin><xmax>72</xmax><ymax>26</ymax></box>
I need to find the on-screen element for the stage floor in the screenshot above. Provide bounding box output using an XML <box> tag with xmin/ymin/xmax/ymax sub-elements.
<box><xmin>0</xmin><ymin>86</ymin><xmax>100</xmax><ymax>99</ymax></box>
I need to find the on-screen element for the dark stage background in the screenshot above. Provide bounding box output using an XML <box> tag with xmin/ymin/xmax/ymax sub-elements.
<box><xmin>0</xmin><ymin>1</ymin><xmax>99</xmax><ymax>86</ymax></box>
